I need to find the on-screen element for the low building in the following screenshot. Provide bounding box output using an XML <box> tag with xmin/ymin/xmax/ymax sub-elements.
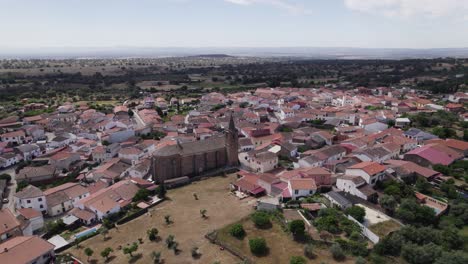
<box><xmin>44</xmin><ymin>183</ymin><xmax>90</xmax><ymax>216</ymax></box>
<box><xmin>404</xmin><ymin>143</ymin><xmax>463</xmax><ymax>167</ymax></box>
<box><xmin>288</xmin><ymin>178</ymin><xmax>317</xmax><ymax>200</ymax></box>
<box><xmin>16</xmin><ymin>165</ymin><xmax>57</xmax><ymax>184</ymax></box>
<box><xmin>17</xmin><ymin>208</ymin><xmax>44</xmax><ymax>234</ymax></box>
<box><xmin>0</xmin><ymin>209</ymin><xmax>22</xmax><ymax>242</ymax></box>
<box><xmin>49</xmin><ymin>151</ymin><xmax>81</xmax><ymax>171</ymax></box>
<box><xmin>324</xmin><ymin>191</ymin><xmax>352</xmax><ymax>209</ymax></box>
<box><xmin>0</xmin><ymin>153</ymin><xmax>21</xmax><ymax>169</ymax></box>
<box><xmin>0</xmin><ymin>236</ymin><xmax>55</xmax><ymax>264</ymax></box>
<box><xmin>395</xmin><ymin>117</ymin><xmax>411</xmax><ymax>128</ymax></box>
<box><xmin>75</xmin><ymin>180</ymin><xmax>140</xmax><ymax>220</ymax></box>
<box><xmin>0</xmin><ymin>130</ymin><xmax>26</xmax><ymax>145</ymax></box>
<box><xmin>345</xmin><ymin>161</ymin><xmax>387</xmax><ymax>186</ymax></box>
<box><xmin>14</xmin><ymin>185</ymin><xmax>47</xmax><ymax>213</ymax></box>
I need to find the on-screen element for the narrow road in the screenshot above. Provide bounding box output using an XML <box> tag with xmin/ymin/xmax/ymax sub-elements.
<box><xmin>0</xmin><ymin>166</ymin><xmax>17</xmax><ymax>211</ymax></box>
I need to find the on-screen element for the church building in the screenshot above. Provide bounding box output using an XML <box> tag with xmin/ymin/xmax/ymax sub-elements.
<box><xmin>152</xmin><ymin>115</ymin><xmax>239</xmax><ymax>182</ymax></box>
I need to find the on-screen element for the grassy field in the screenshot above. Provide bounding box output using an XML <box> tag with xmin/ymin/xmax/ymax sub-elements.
<box><xmin>216</xmin><ymin>216</ymin><xmax>356</xmax><ymax>264</ymax></box>
<box><xmin>65</xmin><ymin>174</ymin><xmax>255</xmax><ymax>264</ymax></box>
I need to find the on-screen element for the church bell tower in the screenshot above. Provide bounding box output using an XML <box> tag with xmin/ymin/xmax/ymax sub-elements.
<box><xmin>226</xmin><ymin>113</ymin><xmax>239</xmax><ymax>167</ymax></box>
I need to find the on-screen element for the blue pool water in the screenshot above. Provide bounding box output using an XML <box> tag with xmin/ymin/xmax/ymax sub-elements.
<box><xmin>74</xmin><ymin>227</ymin><xmax>97</xmax><ymax>239</ymax></box>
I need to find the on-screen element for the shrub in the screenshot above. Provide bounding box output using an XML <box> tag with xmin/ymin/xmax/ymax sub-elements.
<box><xmin>249</xmin><ymin>237</ymin><xmax>267</xmax><ymax>255</ymax></box>
<box><xmin>290</xmin><ymin>256</ymin><xmax>306</xmax><ymax>264</ymax></box>
<box><xmin>289</xmin><ymin>220</ymin><xmax>306</xmax><ymax>238</ymax></box>
<box><xmin>346</xmin><ymin>206</ymin><xmax>366</xmax><ymax>223</ymax></box>
<box><xmin>304</xmin><ymin>244</ymin><xmax>314</xmax><ymax>259</ymax></box>
<box><xmin>331</xmin><ymin>243</ymin><xmax>345</xmax><ymax>261</ymax></box>
<box><xmin>251</xmin><ymin>211</ymin><xmax>271</xmax><ymax>228</ymax></box>
<box><xmin>0</xmin><ymin>173</ymin><xmax>11</xmax><ymax>182</ymax></box>
<box><xmin>229</xmin><ymin>223</ymin><xmax>245</xmax><ymax>239</ymax></box>
<box><xmin>355</xmin><ymin>256</ymin><xmax>367</xmax><ymax>264</ymax></box>
<box><xmin>133</xmin><ymin>188</ymin><xmax>150</xmax><ymax>202</ymax></box>
<box><xmin>147</xmin><ymin>228</ymin><xmax>158</xmax><ymax>241</ymax></box>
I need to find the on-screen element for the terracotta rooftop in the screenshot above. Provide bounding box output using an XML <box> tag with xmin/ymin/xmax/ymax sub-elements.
<box><xmin>348</xmin><ymin>161</ymin><xmax>386</xmax><ymax>176</ymax></box>
<box><xmin>0</xmin><ymin>236</ymin><xmax>55</xmax><ymax>263</ymax></box>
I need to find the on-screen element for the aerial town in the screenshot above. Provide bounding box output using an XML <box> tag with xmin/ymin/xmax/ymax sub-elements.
<box><xmin>0</xmin><ymin>56</ymin><xmax>467</xmax><ymax>264</ymax></box>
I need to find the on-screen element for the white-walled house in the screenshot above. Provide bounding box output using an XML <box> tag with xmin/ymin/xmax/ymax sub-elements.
<box><xmin>336</xmin><ymin>175</ymin><xmax>379</xmax><ymax>202</ymax></box>
<box><xmin>0</xmin><ymin>130</ymin><xmax>26</xmax><ymax>145</ymax></box>
<box><xmin>0</xmin><ymin>153</ymin><xmax>21</xmax><ymax>169</ymax></box>
<box><xmin>239</xmin><ymin>151</ymin><xmax>278</xmax><ymax>173</ymax></box>
<box><xmin>345</xmin><ymin>161</ymin><xmax>386</xmax><ymax>186</ymax></box>
<box><xmin>17</xmin><ymin>208</ymin><xmax>44</xmax><ymax>233</ymax></box>
<box><xmin>44</xmin><ymin>183</ymin><xmax>90</xmax><ymax>216</ymax></box>
<box><xmin>14</xmin><ymin>186</ymin><xmax>47</xmax><ymax>213</ymax></box>
<box><xmin>288</xmin><ymin>178</ymin><xmax>316</xmax><ymax>200</ymax></box>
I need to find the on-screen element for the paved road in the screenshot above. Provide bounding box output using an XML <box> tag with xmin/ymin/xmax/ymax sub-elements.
<box><xmin>0</xmin><ymin>166</ymin><xmax>17</xmax><ymax>211</ymax></box>
<box><xmin>132</xmin><ymin>109</ymin><xmax>146</xmax><ymax>129</ymax></box>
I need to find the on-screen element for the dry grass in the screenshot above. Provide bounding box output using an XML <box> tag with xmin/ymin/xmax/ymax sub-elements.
<box><xmin>65</xmin><ymin>174</ymin><xmax>255</xmax><ymax>264</ymax></box>
<box><xmin>217</xmin><ymin>216</ymin><xmax>356</xmax><ymax>264</ymax></box>
<box><xmin>368</xmin><ymin>220</ymin><xmax>402</xmax><ymax>238</ymax></box>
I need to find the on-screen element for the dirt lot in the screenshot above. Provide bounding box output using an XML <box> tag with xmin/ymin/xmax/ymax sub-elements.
<box><xmin>217</xmin><ymin>217</ymin><xmax>356</xmax><ymax>264</ymax></box>
<box><xmin>66</xmin><ymin>174</ymin><xmax>255</xmax><ymax>264</ymax></box>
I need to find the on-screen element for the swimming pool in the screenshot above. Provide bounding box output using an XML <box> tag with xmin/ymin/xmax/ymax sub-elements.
<box><xmin>74</xmin><ymin>227</ymin><xmax>98</xmax><ymax>239</ymax></box>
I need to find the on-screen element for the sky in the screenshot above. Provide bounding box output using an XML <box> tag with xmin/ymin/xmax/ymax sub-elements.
<box><xmin>1</xmin><ymin>0</ymin><xmax>468</xmax><ymax>49</ymax></box>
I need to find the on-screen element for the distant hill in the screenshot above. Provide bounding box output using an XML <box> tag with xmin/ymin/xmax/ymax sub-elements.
<box><xmin>1</xmin><ymin>47</ymin><xmax>468</xmax><ymax>59</ymax></box>
<box><xmin>189</xmin><ymin>54</ymin><xmax>233</xmax><ymax>58</ymax></box>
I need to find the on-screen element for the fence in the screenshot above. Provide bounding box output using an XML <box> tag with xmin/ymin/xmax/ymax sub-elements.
<box><xmin>346</xmin><ymin>215</ymin><xmax>380</xmax><ymax>244</ymax></box>
<box><xmin>205</xmin><ymin>231</ymin><xmax>253</xmax><ymax>264</ymax></box>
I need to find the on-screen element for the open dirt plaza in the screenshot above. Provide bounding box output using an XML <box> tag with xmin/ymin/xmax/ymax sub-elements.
<box><xmin>66</xmin><ymin>174</ymin><xmax>255</xmax><ymax>264</ymax></box>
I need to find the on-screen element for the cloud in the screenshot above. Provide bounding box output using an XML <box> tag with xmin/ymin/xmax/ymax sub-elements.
<box><xmin>224</xmin><ymin>0</ymin><xmax>310</xmax><ymax>15</ymax></box>
<box><xmin>344</xmin><ymin>0</ymin><xmax>468</xmax><ymax>18</ymax></box>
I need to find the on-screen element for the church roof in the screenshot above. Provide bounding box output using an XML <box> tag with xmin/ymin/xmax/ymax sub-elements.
<box><xmin>154</xmin><ymin>136</ymin><xmax>226</xmax><ymax>157</ymax></box>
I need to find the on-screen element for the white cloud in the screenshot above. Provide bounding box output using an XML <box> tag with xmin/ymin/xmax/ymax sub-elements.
<box><xmin>224</xmin><ymin>0</ymin><xmax>310</xmax><ymax>15</ymax></box>
<box><xmin>344</xmin><ymin>0</ymin><xmax>468</xmax><ymax>18</ymax></box>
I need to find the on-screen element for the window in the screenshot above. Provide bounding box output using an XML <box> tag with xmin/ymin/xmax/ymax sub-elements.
<box><xmin>40</xmin><ymin>204</ymin><xmax>44</xmax><ymax>209</ymax></box>
<box><xmin>27</xmin><ymin>200</ymin><xmax>31</xmax><ymax>203</ymax></box>
<box><xmin>38</xmin><ymin>198</ymin><xmax>42</xmax><ymax>202</ymax></box>
<box><xmin>295</xmin><ymin>190</ymin><xmax>299</xmax><ymax>194</ymax></box>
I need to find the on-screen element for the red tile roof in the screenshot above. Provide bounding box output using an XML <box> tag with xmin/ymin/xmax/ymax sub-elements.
<box><xmin>0</xmin><ymin>236</ymin><xmax>55</xmax><ymax>264</ymax></box>
<box><xmin>348</xmin><ymin>161</ymin><xmax>386</xmax><ymax>176</ymax></box>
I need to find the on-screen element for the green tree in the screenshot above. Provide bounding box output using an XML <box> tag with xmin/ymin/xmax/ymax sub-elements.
<box><xmin>372</xmin><ymin>229</ymin><xmax>411</xmax><ymax>256</ymax></box>
<box><xmin>84</xmin><ymin>247</ymin><xmax>94</xmax><ymax>262</ymax></box>
<box><xmin>434</xmin><ymin>251</ymin><xmax>468</xmax><ymax>264</ymax></box>
<box><xmin>200</xmin><ymin>209</ymin><xmax>207</xmax><ymax>218</ymax></box>
<box><xmin>288</xmin><ymin>219</ymin><xmax>306</xmax><ymax>238</ymax></box>
<box><xmin>290</xmin><ymin>256</ymin><xmax>306</xmax><ymax>264</ymax></box>
<box><xmin>164</xmin><ymin>215</ymin><xmax>172</xmax><ymax>225</ymax></box>
<box><xmin>251</xmin><ymin>211</ymin><xmax>271</xmax><ymax>228</ymax></box>
<box><xmin>396</xmin><ymin>198</ymin><xmax>436</xmax><ymax>225</ymax></box>
<box><xmin>330</xmin><ymin>243</ymin><xmax>345</xmax><ymax>261</ymax></box>
<box><xmin>100</xmin><ymin>247</ymin><xmax>113</xmax><ymax>261</ymax></box>
<box><xmin>401</xmin><ymin>243</ymin><xmax>442</xmax><ymax>264</ymax></box>
<box><xmin>99</xmin><ymin>227</ymin><xmax>109</xmax><ymax>241</ymax></box>
<box><xmin>379</xmin><ymin>194</ymin><xmax>398</xmax><ymax>215</ymax></box>
<box><xmin>415</xmin><ymin>177</ymin><xmax>431</xmax><ymax>194</ymax></box>
<box><xmin>123</xmin><ymin>242</ymin><xmax>138</xmax><ymax>257</ymax></box>
<box><xmin>151</xmin><ymin>251</ymin><xmax>162</xmax><ymax>264</ymax></box>
<box><xmin>133</xmin><ymin>188</ymin><xmax>150</xmax><ymax>202</ymax></box>
<box><xmin>165</xmin><ymin>235</ymin><xmax>175</xmax><ymax>248</ymax></box>
<box><xmin>147</xmin><ymin>228</ymin><xmax>159</xmax><ymax>241</ymax></box>
<box><xmin>304</xmin><ymin>244</ymin><xmax>314</xmax><ymax>259</ymax></box>
<box><xmin>346</xmin><ymin>206</ymin><xmax>366</xmax><ymax>223</ymax></box>
<box><xmin>355</xmin><ymin>256</ymin><xmax>367</xmax><ymax>264</ymax></box>
<box><xmin>249</xmin><ymin>237</ymin><xmax>267</xmax><ymax>255</ymax></box>
<box><xmin>229</xmin><ymin>223</ymin><xmax>246</xmax><ymax>239</ymax></box>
